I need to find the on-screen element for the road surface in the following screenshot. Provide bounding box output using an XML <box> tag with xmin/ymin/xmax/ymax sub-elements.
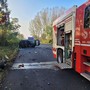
<box><xmin>0</xmin><ymin>44</ymin><xmax>90</xmax><ymax>90</ymax></box>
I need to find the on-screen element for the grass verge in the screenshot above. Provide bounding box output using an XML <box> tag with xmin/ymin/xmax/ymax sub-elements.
<box><xmin>0</xmin><ymin>45</ymin><xmax>19</xmax><ymax>83</ymax></box>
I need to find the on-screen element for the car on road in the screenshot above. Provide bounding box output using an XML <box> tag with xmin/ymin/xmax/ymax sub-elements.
<box><xmin>19</xmin><ymin>40</ymin><xmax>30</xmax><ymax>48</ymax></box>
<box><xmin>35</xmin><ymin>39</ymin><xmax>40</xmax><ymax>46</ymax></box>
<box><xmin>28</xmin><ymin>37</ymin><xmax>36</xmax><ymax>47</ymax></box>
<box><xmin>19</xmin><ymin>37</ymin><xmax>40</xmax><ymax>48</ymax></box>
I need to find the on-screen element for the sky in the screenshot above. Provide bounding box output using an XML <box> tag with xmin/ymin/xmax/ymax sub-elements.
<box><xmin>8</xmin><ymin>0</ymin><xmax>87</xmax><ymax>38</ymax></box>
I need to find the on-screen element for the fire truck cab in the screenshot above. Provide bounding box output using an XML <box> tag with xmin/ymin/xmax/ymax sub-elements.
<box><xmin>53</xmin><ymin>0</ymin><xmax>90</xmax><ymax>81</ymax></box>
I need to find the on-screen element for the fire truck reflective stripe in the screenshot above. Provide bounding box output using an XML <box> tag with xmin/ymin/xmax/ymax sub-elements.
<box><xmin>53</xmin><ymin>51</ymin><xmax>56</xmax><ymax>55</ymax></box>
<box><xmin>75</xmin><ymin>41</ymin><xmax>80</xmax><ymax>44</ymax></box>
<box><xmin>75</xmin><ymin>39</ymin><xmax>80</xmax><ymax>40</ymax></box>
<box><xmin>54</xmin><ymin>25</ymin><xmax>57</xmax><ymax>31</ymax></box>
<box><xmin>75</xmin><ymin>44</ymin><xmax>90</xmax><ymax>46</ymax></box>
<box><xmin>65</xmin><ymin>17</ymin><xmax>72</xmax><ymax>23</ymax></box>
<box><xmin>53</xmin><ymin>48</ymin><xmax>56</xmax><ymax>51</ymax></box>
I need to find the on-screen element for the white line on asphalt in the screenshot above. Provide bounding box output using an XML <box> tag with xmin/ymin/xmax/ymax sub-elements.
<box><xmin>11</xmin><ymin>61</ymin><xmax>58</xmax><ymax>70</ymax></box>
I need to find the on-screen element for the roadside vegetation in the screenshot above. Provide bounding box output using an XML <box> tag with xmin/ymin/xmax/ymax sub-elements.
<box><xmin>0</xmin><ymin>45</ymin><xmax>19</xmax><ymax>62</ymax></box>
<box><xmin>0</xmin><ymin>0</ymin><xmax>24</xmax><ymax>82</ymax></box>
<box><xmin>0</xmin><ymin>0</ymin><xmax>24</xmax><ymax>65</ymax></box>
<box><xmin>29</xmin><ymin>7</ymin><xmax>66</xmax><ymax>44</ymax></box>
<box><xmin>0</xmin><ymin>18</ymin><xmax>24</xmax><ymax>61</ymax></box>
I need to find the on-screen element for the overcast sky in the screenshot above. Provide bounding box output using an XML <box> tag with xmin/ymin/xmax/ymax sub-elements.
<box><xmin>8</xmin><ymin>0</ymin><xmax>87</xmax><ymax>38</ymax></box>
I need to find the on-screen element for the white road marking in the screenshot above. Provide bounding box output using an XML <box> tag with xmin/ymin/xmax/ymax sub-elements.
<box><xmin>11</xmin><ymin>61</ymin><xmax>58</xmax><ymax>70</ymax></box>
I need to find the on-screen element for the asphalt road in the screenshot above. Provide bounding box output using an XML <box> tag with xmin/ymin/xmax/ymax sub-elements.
<box><xmin>0</xmin><ymin>44</ymin><xmax>90</xmax><ymax>90</ymax></box>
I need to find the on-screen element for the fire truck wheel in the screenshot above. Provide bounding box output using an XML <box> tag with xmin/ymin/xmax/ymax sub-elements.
<box><xmin>57</xmin><ymin>55</ymin><xmax>61</xmax><ymax>63</ymax></box>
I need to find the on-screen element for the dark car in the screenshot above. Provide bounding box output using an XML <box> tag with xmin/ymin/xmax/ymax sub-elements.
<box><xmin>19</xmin><ymin>40</ymin><xmax>30</xmax><ymax>48</ymax></box>
<box><xmin>28</xmin><ymin>37</ymin><xmax>36</xmax><ymax>47</ymax></box>
<box><xmin>19</xmin><ymin>40</ymin><xmax>36</xmax><ymax>48</ymax></box>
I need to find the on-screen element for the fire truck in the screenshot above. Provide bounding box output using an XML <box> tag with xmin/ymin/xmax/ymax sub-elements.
<box><xmin>53</xmin><ymin>0</ymin><xmax>90</xmax><ymax>81</ymax></box>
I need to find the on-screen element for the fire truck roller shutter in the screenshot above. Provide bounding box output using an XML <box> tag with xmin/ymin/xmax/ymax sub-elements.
<box><xmin>65</xmin><ymin>16</ymin><xmax>72</xmax><ymax>33</ymax></box>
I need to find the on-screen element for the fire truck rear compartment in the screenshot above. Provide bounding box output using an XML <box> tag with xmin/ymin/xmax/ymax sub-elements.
<box><xmin>65</xmin><ymin>32</ymin><xmax>72</xmax><ymax>65</ymax></box>
<box><xmin>57</xmin><ymin>25</ymin><xmax>72</xmax><ymax>69</ymax></box>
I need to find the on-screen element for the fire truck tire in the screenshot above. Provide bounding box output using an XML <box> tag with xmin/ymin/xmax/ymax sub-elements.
<box><xmin>57</xmin><ymin>49</ymin><xmax>63</xmax><ymax>63</ymax></box>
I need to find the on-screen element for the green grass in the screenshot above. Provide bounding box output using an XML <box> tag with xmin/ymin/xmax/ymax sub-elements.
<box><xmin>0</xmin><ymin>45</ymin><xmax>19</xmax><ymax>61</ymax></box>
<box><xmin>0</xmin><ymin>45</ymin><xmax>19</xmax><ymax>82</ymax></box>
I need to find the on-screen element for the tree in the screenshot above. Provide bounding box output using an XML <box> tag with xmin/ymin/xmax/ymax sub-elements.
<box><xmin>29</xmin><ymin>15</ymin><xmax>42</xmax><ymax>39</ymax></box>
<box><xmin>0</xmin><ymin>0</ymin><xmax>9</xmax><ymax>45</ymax></box>
<box><xmin>0</xmin><ymin>17</ymin><xmax>21</xmax><ymax>46</ymax></box>
<box><xmin>0</xmin><ymin>0</ymin><xmax>22</xmax><ymax>47</ymax></box>
<box><xmin>17</xmin><ymin>34</ymin><xmax>24</xmax><ymax>40</ymax></box>
<box><xmin>9</xmin><ymin>18</ymin><xmax>21</xmax><ymax>31</ymax></box>
<box><xmin>6</xmin><ymin>18</ymin><xmax>21</xmax><ymax>45</ymax></box>
<box><xmin>29</xmin><ymin>7</ymin><xmax>66</xmax><ymax>43</ymax></box>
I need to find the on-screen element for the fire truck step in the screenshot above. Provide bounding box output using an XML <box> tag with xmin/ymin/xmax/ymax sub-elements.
<box><xmin>56</xmin><ymin>63</ymin><xmax>72</xmax><ymax>69</ymax></box>
<box><xmin>65</xmin><ymin>59</ymin><xmax>72</xmax><ymax>66</ymax></box>
<box><xmin>83</xmin><ymin>62</ymin><xmax>90</xmax><ymax>67</ymax></box>
<box><xmin>81</xmin><ymin>72</ymin><xmax>90</xmax><ymax>81</ymax></box>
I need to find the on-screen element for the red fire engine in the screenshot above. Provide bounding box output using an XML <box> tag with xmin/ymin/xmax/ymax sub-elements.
<box><xmin>53</xmin><ymin>0</ymin><xmax>90</xmax><ymax>81</ymax></box>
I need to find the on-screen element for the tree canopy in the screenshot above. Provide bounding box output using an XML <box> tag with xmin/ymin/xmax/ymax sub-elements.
<box><xmin>0</xmin><ymin>0</ymin><xmax>24</xmax><ymax>46</ymax></box>
<box><xmin>29</xmin><ymin>7</ymin><xmax>66</xmax><ymax>44</ymax></box>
